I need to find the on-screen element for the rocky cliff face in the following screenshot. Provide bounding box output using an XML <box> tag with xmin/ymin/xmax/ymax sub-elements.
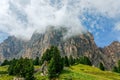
<box><xmin>0</xmin><ymin>27</ymin><xmax>120</xmax><ymax>70</ymax></box>
<box><xmin>22</xmin><ymin>27</ymin><xmax>103</xmax><ymax>67</ymax></box>
<box><xmin>0</xmin><ymin>36</ymin><xmax>27</xmax><ymax>61</ymax></box>
<box><xmin>101</xmin><ymin>41</ymin><xmax>120</xmax><ymax>69</ymax></box>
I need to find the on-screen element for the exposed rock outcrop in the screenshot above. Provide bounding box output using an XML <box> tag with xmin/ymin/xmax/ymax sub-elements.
<box><xmin>40</xmin><ymin>61</ymin><xmax>48</xmax><ymax>76</ymax></box>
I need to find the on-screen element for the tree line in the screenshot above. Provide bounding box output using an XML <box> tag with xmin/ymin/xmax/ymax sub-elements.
<box><xmin>1</xmin><ymin>46</ymin><xmax>107</xmax><ymax>80</ymax></box>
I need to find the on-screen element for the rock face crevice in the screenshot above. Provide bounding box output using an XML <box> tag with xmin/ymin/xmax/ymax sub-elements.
<box><xmin>0</xmin><ymin>27</ymin><xmax>120</xmax><ymax>70</ymax></box>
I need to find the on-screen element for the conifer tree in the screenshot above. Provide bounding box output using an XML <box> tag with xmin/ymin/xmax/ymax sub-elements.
<box><xmin>112</xmin><ymin>66</ymin><xmax>118</xmax><ymax>72</ymax></box>
<box><xmin>48</xmin><ymin>58</ymin><xmax>57</xmax><ymax>79</ymax></box>
<box><xmin>79</xmin><ymin>56</ymin><xmax>92</xmax><ymax>66</ymax></box>
<box><xmin>64</xmin><ymin>56</ymin><xmax>70</xmax><ymax>67</ymax></box>
<box><xmin>99</xmin><ymin>62</ymin><xmax>105</xmax><ymax>71</ymax></box>
<box><xmin>48</xmin><ymin>46</ymin><xmax>64</xmax><ymax>79</ymax></box>
<box><xmin>118</xmin><ymin>60</ymin><xmax>120</xmax><ymax>73</ymax></box>
<box><xmin>69</xmin><ymin>55</ymin><xmax>74</xmax><ymax>65</ymax></box>
<box><xmin>34</xmin><ymin>57</ymin><xmax>40</xmax><ymax>65</ymax></box>
<box><xmin>1</xmin><ymin>59</ymin><xmax>10</xmax><ymax>66</ymax></box>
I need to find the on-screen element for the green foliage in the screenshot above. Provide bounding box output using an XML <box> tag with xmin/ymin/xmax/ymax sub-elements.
<box><xmin>118</xmin><ymin>60</ymin><xmax>120</xmax><ymax>73</ymax></box>
<box><xmin>112</xmin><ymin>66</ymin><xmax>118</xmax><ymax>72</ymax></box>
<box><xmin>113</xmin><ymin>60</ymin><xmax>120</xmax><ymax>73</ymax></box>
<box><xmin>1</xmin><ymin>64</ymin><xmax>120</xmax><ymax>80</ymax></box>
<box><xmin>53</xmin><ymin>47</ymin><xmax>64</xmax><ymax>73</ymax></box>
<box><xmin>8</xmin><ymin>58</ymin><xmax>34</xmax><ymax>80</ymax></box>
<box><xmin>48</xmin><ymin>46</ymin><xmax>64</xmax><ymax>79</ymax></box>
<box><xmin>8</xmin><ymin>59</ymin><xmax>18</xmax><ymax>75</ymax></box>
<box><xmin>99</xmin><ymin>62</ymin><xmax>105</xmax><ymax>71</ymax></box>
<box><xmin>41</xmin><ymin>46</ymin><xmax>58</xmax><ymax>64</ymax></box>
<box><xmin>40</xmin><ymin>46</ymin><xmax>64</xmax><ymax>79</ymax></box>
<box><xmin>34</xmin><ymin>57</ymin><xmax>40</xmax><ymax>65</ymax></box>
<box><xmin>75</xmin><ymin>58</ymin><xmax>80</xmax><ymax>64</ymax></box>
<box><xmin>1</xmin><ymin>59</ymin><xmax>10</xmax><ymax>66</ymax></box>
<box><xmin>69</xmin><ymin>55</ymin><xmax>75</xmax><ymax>65</ymax></box>
<box><xmin>79</xmin><ymin>56</ymin><xmax>92</xmax><ymax>66</ymax></box>
<box><xmin>64</xmin><ymin>56</ymin><xmax>70</xmax><ymax>67</ymax></box>
<box><xmin>48</xmin><ymin>58</ymin><xmax>57</xmax><ymax>79</ymax></box>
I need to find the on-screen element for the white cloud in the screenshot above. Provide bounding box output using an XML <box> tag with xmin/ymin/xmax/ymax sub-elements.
<box><xmin>114</xmin><ymin>22</ymin><xmax>120</xmax><ymax>31</ymax></box>
<box><xmin>0</xmin><ymin>0</ymin><xmax>120</xmax><ymax>40</ymax></box>
<box><xmin>87</xmin><ymin>0</ymin><xmax>120</xmax><ymax>18</ymax></box>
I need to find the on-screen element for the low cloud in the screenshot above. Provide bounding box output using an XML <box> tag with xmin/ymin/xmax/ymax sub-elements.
<box><xmin>0</xmin><ymin>0</ymin><xmax>120</xmax><ymax>40</ymax></box>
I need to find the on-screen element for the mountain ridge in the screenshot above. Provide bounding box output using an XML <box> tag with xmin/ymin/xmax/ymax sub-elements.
<box><xmin>0</xmin><ymin>27</ymin><xmax>120</xmax><ymax>70</ymax></box>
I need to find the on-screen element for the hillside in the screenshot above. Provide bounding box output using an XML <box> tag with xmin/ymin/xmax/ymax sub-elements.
<box><xmin>0</xmin><ymin>64</ymin><xmax>120</xmax><ymax>80</ymax></box>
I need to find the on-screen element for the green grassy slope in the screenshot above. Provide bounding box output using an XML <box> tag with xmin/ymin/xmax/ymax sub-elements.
<box><xmin>59</xmin><ymin>64</ymin><xmax>120</xmax><ymax>80</ymax></box>
<box><xmin>0</xmin><ymin>66</ymin><xmax>13</xmax><ymax>80</ymax></box>
<box><xmin>0</xmin><ymin>64</ymin><xmax>120</xmax><ymax>80</ymax></box>
<box><xmin>35</xmin><ymin>64</ymin><xmax>120</xmax><ymax>80</ymax></box>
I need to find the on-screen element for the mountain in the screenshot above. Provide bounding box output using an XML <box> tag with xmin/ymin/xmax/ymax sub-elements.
<box><xmin>0</xmin><ymin>36</ymin><xmax>27</xmax><ymax>62</ymax></box>
<box><xmin>22</xmin><ymin>27</ymin><xmax>104</xmax><ymax>67</ymax></box>
<box><xmin>100</xmin><ymin>41</ymin><xmax>120</xmax><ymax>69</ymax></box>
<box><xmin>0</xmin><ymin>27</ymin><xmax>120</xmax><ymax>70</ymax></box>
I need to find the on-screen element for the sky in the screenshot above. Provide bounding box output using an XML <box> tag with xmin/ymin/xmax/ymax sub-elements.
<box><xmin>0</xmin><ymin>0</ymin><xmax>120</xmax><ymax>47</ymax></box>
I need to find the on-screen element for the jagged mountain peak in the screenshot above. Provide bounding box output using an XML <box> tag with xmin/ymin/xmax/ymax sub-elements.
<box><xmin>0</xmin><ymin>27</ymin><xmax>120</xmax><ymax>70</ymax></box>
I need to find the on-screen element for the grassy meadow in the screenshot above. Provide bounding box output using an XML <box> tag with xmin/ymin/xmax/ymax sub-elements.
<box><xmin>0</xmin><ymin>64</ymin><xmax>120</xmax><ymax>80</ymax></box>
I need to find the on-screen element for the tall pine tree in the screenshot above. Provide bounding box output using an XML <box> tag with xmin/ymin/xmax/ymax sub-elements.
<box><xmin>41</xmin><ymin>46</ymin><xmax>64</xmax><ymax>79</ymax></box>
<box><xmin>34</xmin><ymin>57</ymin><xmax>40</xmax><ymax>65</ymax></box>
<box><xmin>64</xmin><ymin>56</ymin><xmax>70</xmax><ymax>67</ymax></box>
<box><xmin>69</xmin><ymin>55</ymin><xmax>74</xmax><ymax>65</ymax></box>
